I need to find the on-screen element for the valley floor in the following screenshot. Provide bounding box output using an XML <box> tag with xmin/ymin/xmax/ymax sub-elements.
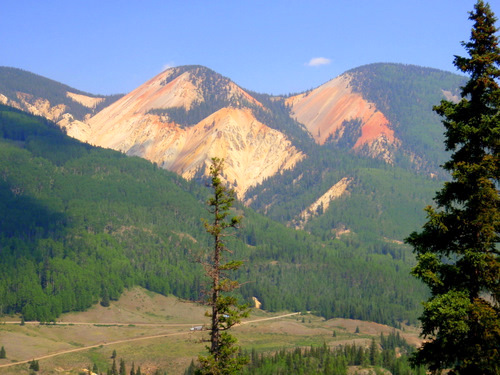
<box><xmin>0</xmin><ymin>287</ymin><xmax>421</xmax><ymax>374</ymax></box>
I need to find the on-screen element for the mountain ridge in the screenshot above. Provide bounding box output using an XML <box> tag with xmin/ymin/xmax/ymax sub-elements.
<box><xmin>0</xmin><ymin>63</ymin><xmax>465</xmax><ymax>175</ymax></box>
<box><xmin>0</xmin><ymin>66</ymin><xmax>123</xmax><ymax>121</ymax></box>
<box><xmin>0</xmin><ymin>63</ymin><xmax>465</xmax><ymax>239</ymax></box>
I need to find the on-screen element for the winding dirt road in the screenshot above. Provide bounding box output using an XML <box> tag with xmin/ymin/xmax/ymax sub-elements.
<box><xmin>0</xmin><ymin>312</ymin><xmax>299</xmax><ymax>369</ymax></box>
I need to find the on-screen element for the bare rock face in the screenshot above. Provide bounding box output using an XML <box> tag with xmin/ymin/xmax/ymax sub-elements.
<box><xmin>66</xmin><ymin>92</ymin><xmax>105</xmax><ymax>109</ymax></box>
<box><xmin>167</xmin><ymin>107</ymin><xmax>304</xmax><ymax>198</ymax></box>
<box><xmin>293</xmin><ymin>177</ymin><xmax>353</xmax><ymax>229</ymax></box>
<box><xmin>0</xmin><ymin>93</ymin><xmax>20</xmax><ymax>110</ymax></box>
<box><xmin>13</xmin><ymin>92</ymin><xmax>67</xmax><ymax>122</ymax></box>
<box><xmin>0</xmin><ymin>90</ymin><xmax>105</xmax><ymax>126</ymax></box>
<box><xmin>286</xmin><ymin>75</ymin><xmax>399</xmax><ymax>163</ymax></box>
<box><xmin>77</xmin><ymin>68</ymin><xmax>305</xmax><ymax>198</ymax></box>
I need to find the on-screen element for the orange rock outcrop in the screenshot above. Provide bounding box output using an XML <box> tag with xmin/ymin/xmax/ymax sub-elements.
<box><xmin>286</xmin><ymin>75</ymin><xmax>398</xmax><ymax>162</ymax></box>
<box><xmin>74</xmin><ymin>69</ymin><xmax>305</xmax><ymax>198</ymax></box>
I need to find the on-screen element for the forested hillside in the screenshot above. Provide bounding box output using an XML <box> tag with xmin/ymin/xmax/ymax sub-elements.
<box><xmin>0</xmin><ymin>104</ymin><xmax>427</xmax><ymax>325</ymax></box>
<box><xmin>246</xmin><ymin>144</ymin><xmax>442</xmax><ymax>242</ymax></box>
<box><xmin>236</xmin><ymin>331</ymin><xmax>424</xmax><ymax>375</ymax></box>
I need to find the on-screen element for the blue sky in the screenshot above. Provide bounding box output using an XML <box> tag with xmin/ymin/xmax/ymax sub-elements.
<box><xmin>1</xmin><ymin>1</ymin><xmax>496</xmax><ymax>96</ymax></box>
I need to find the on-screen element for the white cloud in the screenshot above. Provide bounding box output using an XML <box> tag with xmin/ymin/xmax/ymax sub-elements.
<box><xmin>306</xmin><ymin>57</ymin><xmax>331</xmax><ymax>67</ymax></box>
<box><xmin>162</xmin><ymin>62</ymin><xmax>176</xmax><ymax>71</ymax></box>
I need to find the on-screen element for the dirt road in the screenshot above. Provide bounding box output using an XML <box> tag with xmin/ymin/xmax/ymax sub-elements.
<box><xmin>0</xmin><ymin>312</ymin><xmax>300</xmax><ymax>369</ymax></box>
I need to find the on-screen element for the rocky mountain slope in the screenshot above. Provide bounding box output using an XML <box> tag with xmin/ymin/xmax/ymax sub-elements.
<box><xmin>286</xmin><ymin>75</ymin><xmax>398</xmax><ymax>163</ymax></box>
<box><xmin>73</xmin><ymin>66</ymin><xmax>304</xmax><ymax>197</ymax></box>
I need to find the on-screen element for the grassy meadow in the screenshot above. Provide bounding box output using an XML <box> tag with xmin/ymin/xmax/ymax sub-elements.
<box><xmin>0</xmin><ymin>287</ymin><xmax>421</xmax><ymax>374</ymax></box>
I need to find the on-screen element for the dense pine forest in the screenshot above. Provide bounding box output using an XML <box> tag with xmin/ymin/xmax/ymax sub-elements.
<box><xmin>0</xmin><ymin>104</ymin><xmax>428</xmax><ymax>325</ymax></box>
<box><xmin>83</xmin><ymin>331</ymin><xmax>425</xmax><ymax>374</ymax></box>
<box><xmin>184</xmin><ymin>331</ymin><xmax>424</xmax><ymax>375</ymax></box>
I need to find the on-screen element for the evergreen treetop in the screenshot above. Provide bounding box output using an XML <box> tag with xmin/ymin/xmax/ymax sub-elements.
<box><xmin>197</xmin><ymin>157</ymin><xmax>249</xmax><ymax>374</ymax></box>
<box><xmin>406</xmin><ymin>1</ymin><xmax>500</xmax><ymax>373</ymax></box>
<box><xmin>0</xmin><ymin>346</ymin><xmax>6</xmax><ymax>359</ymax></box>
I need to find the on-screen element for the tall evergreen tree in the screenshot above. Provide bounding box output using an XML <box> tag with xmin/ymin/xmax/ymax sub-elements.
<box><xmin>119</xmin><ymin>358</ymin><xmax>126</xmax><ymax>375</ymax></box>
<box><xmin>369</xmin><ymin>338</ymin><xmax>379</xmax><ymax>366</ymax></box>
<box><xmin>111</xmin><ymin>358</ymin><xmax>118</xmax><ymax>375</ymax></box>
<box><xmin>0</xmin><ymin>346</ymin><xmax>5</xmax><ymax>359</ymax></box>
<box><xmin>101</xmin><ymin>288</ymin><xmax>111</xmax><ymax>307</ymax></box>
<box><xmin>197</xmin><ymin>158</ymin><xmax>249</xmax><ymax>374</ymax></box>
<box><xmin>406</xmin><ymin>1</ymin><xmax>500</xmax><ymax>373</ymax></box>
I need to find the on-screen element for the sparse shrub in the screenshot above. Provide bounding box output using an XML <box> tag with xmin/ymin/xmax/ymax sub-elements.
<box><xmin>28</xmin><ymin>359</ymin><xmax>39</xmax><ymax>371</ymax></box>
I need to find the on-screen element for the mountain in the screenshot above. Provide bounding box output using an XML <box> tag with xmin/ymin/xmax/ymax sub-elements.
<box><xmin>0</xmin><ymin>66</ymin><xmax>123</xmax><ymax>123</ymax></box>
<box><xmin>246</xmin><ymin>64</ymin><xmax>466</xmax><ymax>241</ymax></box>
<box><xmin>0</xmin><ymin>64</ymin><xmax>469</xmax><ymax>328</ymax></box>
<box><xmin>285</xmin><ymin>63</ymin><xmax>466</xmax><ymax>171</ymax></box>
<box><xmin>286</xmin><ymin>74</ymin><xmax>398</xmax><ymax>163</ymax></box>
<box><xmin>0</xmin><ymin>64</ymin><xmax>465</xmax><ymax>189</ymax></box>
<box><xmin>345</xmin><ymin>63</ymin><xmax>466</xmax><ymax>172</ymax></box>
<box><xmin>0</xmin><ymin>104</ymin><xmax>427</xmax><ymax>326</ymax></box>
<box><xmin>0</xmin><ymin>63</ymin><xmax>466</xmax><ymax>243</ymax></box>
<box><xmin>63</xmin><ymin>66</ymin><xmax>305</xmax><ymax>197</ymax></box>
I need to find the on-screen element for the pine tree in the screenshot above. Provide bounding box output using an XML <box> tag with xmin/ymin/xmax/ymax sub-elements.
<box><xmin>185</xmin><ymin>359</ymin><xmax>196</xmax><ymax>375</ymax></box>
<box><xmin>406</xmin><ymin>1</ymin><xmax>500</xmax><ymax>373</ymax></box>
<box><xmin>101</xmin><ymin>288</ymin><xmax>110</xmax><ymax>307</ymax></box>
<box><xmin>0</xmin><ymin>346</ymin><xmax>5</xmax><ymax>359</ymax></box>
<box><xmin>29</xmin><ymin>359</ymin><xmax>39</xmax><ymax>371</ymax></box>
<box><xmin>111</xmin><ymin>358</ymin><xmax>118</xmax><ymax>375</ymax></box>
<box><xmin>119</xmin><ymin>358</ymin><xmax>126</xmax><ymax>375</ymax></box>
<box><xmin>369</xmin><ymin>338</ymin><xmax>379</xmax><ymax>366</ymax></box>
<box><xmin>197</xmin><ymin>157</ymin><xmax>249</xmax><ymax>374</ymax></box>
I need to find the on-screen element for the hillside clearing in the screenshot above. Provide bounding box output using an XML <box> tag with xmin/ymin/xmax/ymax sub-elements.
<box><xmin>0</xmin><ymin>287</ymin><xmax>421</xmax><ymax>375</ymax></box>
